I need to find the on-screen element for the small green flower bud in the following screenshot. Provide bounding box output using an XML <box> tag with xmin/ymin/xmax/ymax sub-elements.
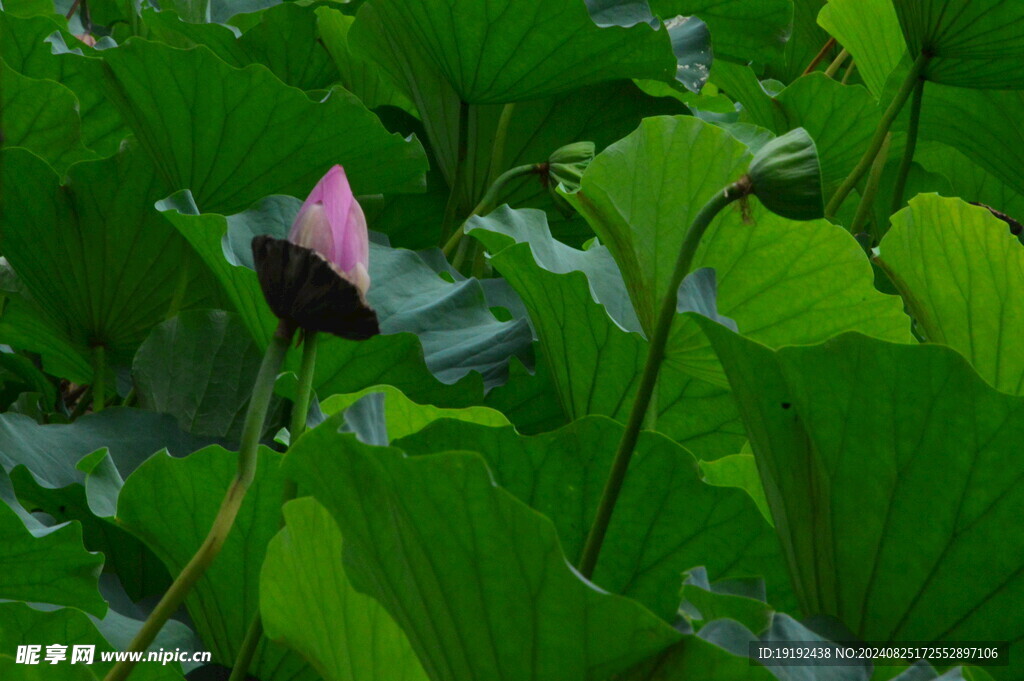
<box><xmin>547</xmin><ymin>141</ymin><xmax>596</xmax><ymax>192</ymax></box>
<box><xmin>747</xmin><ymin>128</ymin><xmax>824</xmax><ymax>221</ymax></box>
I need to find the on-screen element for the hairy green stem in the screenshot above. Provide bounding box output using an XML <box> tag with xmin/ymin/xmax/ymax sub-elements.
<box><xmin>577</xmin><ymin>179</ymin><xmax>751</xmax><ymax>579</ymax></box>
<box><xmin>103</xmin><ymin>321</ymin><xmax>293</xmax><ymax>681</ymax></box>
<box><xmin>849</xmin><ymin>133</ymin><xmax>892</xmax><ymax>237</ymax></box>
<box><xmin>229</xmin><ymin>331</ymin><xmax>318</xmax><ymax>681</ymax></box>
<box><xmin>91</xmin><ymin>345</ymin><xmax>106</xmax><ymax>413</ymax></box>
<box><xmin>890</xmin><ymin>77</ymin><xmax>925</xmax><ymax>215</ymax></box>
<box><xmin>825</xmin><ymin>52</ymin><xmax>930</xmax><ymax>219</ymax></box>
<box><xmin>443</xmin><ymin>164</ymin><xmax>538</xmax><ymax>258</ymax></box>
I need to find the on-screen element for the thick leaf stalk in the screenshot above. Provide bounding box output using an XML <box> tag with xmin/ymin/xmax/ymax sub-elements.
<box><xmin>849</xmin><ymin>133</ymin><xmax>892</xmax><ymax>237</ymax></box>
<box><xmin>890</xmin><ymin>77</ymin><xmax>925</xmax><ymax>215</ymax></box>
<box><xmin>92</xmin><ymin>345</ymin><xmax>106</xmax><ymax>413</ymax></box>
<box><xmin>229</xmin><ymin>331</ymin><xmax>318</xmax><ymax>681</ymax></box>
<box><xmin>825</xmin><ymin>51</ymin><xmax>930</xmax><ymax>218</ymax></box>
<box><xmin>577</xmin><ymin>178</ymin><xmax>751</xmax><ymax>579</ymax></box>
<box><xmin>443</xmin><ymin>164</ymin><xmax>539</xmax><ymax>257</ymax></box>
<box><xmin>103</xmin><ymin>321</ymin><xmax>294</xmax><ymax>681</ymax></box>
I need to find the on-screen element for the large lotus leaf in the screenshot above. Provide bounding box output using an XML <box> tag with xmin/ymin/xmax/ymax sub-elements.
<box><xmin>893</xmin><ymin>0</ymin><xmax>1024</xmax><ymax>89</ymax></box>
<box><xmin>320</xmin><ymin>385</ymin><xmax>509</xmax><ymax>441</ymax></box>
<box><xmin>209</xmin><ymin>0</ymin><xmax>280</xmax><ymax>23</ymax></box>
<box><xmin>0</xmin><ymin>61</ymin><xmax>96</xmax><ymax>172</ymax></box>
<box><xmin>700</xmin><ymin>453</ymin><xmax>771</xmax><ymax>524</ymax></box>
<box><xmin>0</xmin><ymin>603</ymin><xmax>184</xmax><ymax>681</ymax></box>
<box><xmin>394</xmin><ymin>416</ymin><xmax>789</xmax><ymax>620</ymax></box>
<box><xmin>10</xmin><ymin>461</ymin><xmax>172</xmax><ymax>603</ymax></box>
<box><xmin>705</xmin><ymin>73</ymin><xmax>881</xmax><ymax>200</ymax></box>
<box><xmin>142</xmin><ymin>4</ymin><xmax>338</xmax><ymax>91</ymax></box>
<box><xmin>463</xmin><ymin>80</ymin><xmax>685</xmax><ymax>233</ymax></box>
<box><xmin>918</xmin><ymin>85</ymin><xmax>1024</xmax><ymax>203</ymax></box>
<box><xmin>133</xmin><ymin>310</ymin><xmax>279</xmax><ymax>440</ymax></box>
<box><xmin>351</xmin><ymin>22</ymin><xmax>682</xmax><ymax>222</ymax></box>
<box><xmin>877</xmin><ymin>195</ymin><xmax>1024</xmax><ymax>394</ymax></box>
<box><xmin>2</xmin><ymin>0</ymin><xmax>60</xmax><ymax>18</ymax></box>
<box><xmin>0</xmin><ymin>409</ymin><xmax>220</xmax><ymax>492</ymax></box>
<box><xmin>767</xmin><ymin>75</ymin><xmax>882</xmax><ymax>203</ymax></box>
<box><xmin>0</xmin><ymin>148</ymin><xmax>218</xmax><ymax>379</ymax></box>
<box><xmin>315</xmin><ymin>7</ymin><xmax>413</xmax><ymax>112</ymax></box>
<box><xmin>261</xmin><ymin>498</ymin><xmax>429</xmax><ymax>681</ymax></box>
<box><xmin>672</xmin><ymin>200</ymin><xmax>911</xmax><ymax>384</ymax></box>
<box><xmin>915</xmin><ymin>142</ymin><xmax>1024</xmax><ymax>222</ymax></box>
<box><xmin>567</xmin><ymin>115</ymin><xmax>751</xmax><ymax>333</ymax></box>
<box><xmin>0</xmin><ymin>347</ymin><xmax>57</xmax><ymax>409</ymax></box>
<box><xmin>116</xmin><ymin>446</ymin><xmax>317</xmax><ymax>681</ymax></box>
<box><xmin>137</xmin><ymin>10</ymin><xmax>249</xmax><ymax>63</ymax></box>
<box><xmin>0</xmin><ymin>14</ymin><xmax>126</xmax><ymax>156</ymax></box>
<box><xmin>817</xmin><ymin>0</ymin><xmax>905</xmax><ymax>99</ymax></box>
<box><xmin>564</xmin><ymin>116</ymin><xmax>910</xmax><ymax>384</ymax></box>
<box><xmin>468</xmin><ymin>207</ymin><xmax>745</xmax><ymax>458</ymax></box>
<box><xmin>155</xmin><ymin>193</ymin><xmax>492</xmax><ymax>407</ymax></box>
<box><xmin>482</xmin><ymin>355</ymin><xmax>569</xmax><ymax>435</ymax></box>
<box><xmin>701</xmin><ymin>321</ymin><xmax>1024</xmax><ymax>679</ymax></box>
<box><xmin>88</xmin><ymin>38</ymin><xmax>425</xmax><ymax>214</ymax></box>
<box><xmin>0</xmin><ymin>490</ymin><xmax>104</xmax><ymax>616</ymax></box>
<box><xmin>1</xmin><ymin>408</ymin><xmax>222</xmax><ymax>601</ymax></box>
<box><xmin>349</xmin><ymin>0</ymin><xmax>678</xmax><ymax>105</ymax></box>
<box><xmin>650</xmin><ymin>0</ymin><xmax>792</xmax><ymax>63</ymax></box>
<box><xmin>0</xmin><ymin>299</ymin><xmax>92</xmax><ymax>385</ymax></box>
<box><xmin>761</xmin><ymin>0</ymin><xmax>828</xmax><ymax>84</ymax></box>
<box><xmin>284</xmin><ymin>423</ymin><xmax>682</xmax><ymax>681</ymax></box>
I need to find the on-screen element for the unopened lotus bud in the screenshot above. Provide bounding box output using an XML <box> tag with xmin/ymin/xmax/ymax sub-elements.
<box><xmin>252</xmin><ymin>165</ymin><xmax>379</xmax><ymax>340</ymax></box>
<box><xmin>746</xmin><ymin>128</ymin><xmax>824</xmax><ymax>221</ymax></box>
<box><xmin>288</xmin><ymin>165</ymin><xmax>371</xmax><ymax>297</ymax></box>
<box><xmin>547</xmin><ymin>141</ymin><xmax>595</xmax><ymax>192</ymax></box>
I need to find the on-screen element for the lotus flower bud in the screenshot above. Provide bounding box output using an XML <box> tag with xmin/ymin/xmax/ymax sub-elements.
<box><xmin>289</xmin><ymin>165</ymin><xmax>371</xmax><ymax>297</ymax></box>
<box><xmin>252</xmin><ymin>165</ymin><xmax>379</xmax><ymax>340</ymax></box>
<box><xmin>547</xmin><ymin>141</ymin><xmax>595</xmax><ymax>192</ymax></box>
<box><xmin>747</xmin><ymin>128</ymin><xmax>824</xmax><ymax>221</ymax></box>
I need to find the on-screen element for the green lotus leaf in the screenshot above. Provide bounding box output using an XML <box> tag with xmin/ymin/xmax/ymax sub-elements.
<box><xmin>877</xmin><ymin>194</ymin><xmax>1024</xmax><ymax>394</ymax></box>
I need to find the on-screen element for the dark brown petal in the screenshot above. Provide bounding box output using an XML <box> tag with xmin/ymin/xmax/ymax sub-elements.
<box><xmin>252</xmin><ymin>235</ymin><xmax>380</xmax><ymax>341</ymax></box>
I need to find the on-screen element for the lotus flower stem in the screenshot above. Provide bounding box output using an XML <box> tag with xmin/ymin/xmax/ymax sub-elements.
<box><xmin>578</xmin><ymin>179</ymin><xmax>751</xmax><ymax>579</ymax></box>
<box><xmin>823</xmin><ymin>48</ymin><xmax>849</xmax><ymax>78</ymax></box>
<box><xmin>441</xmin><ymin>101</ymin><xmax>472</xmax><ymax>241</ymax></box>
<box><xmin>841</xmin><ymin>62</ymin><xmax>857</xmax><ymax>85</ymax></box>
<box><xmin>228</xmin><ymin>331</ymin><xmax>318</xmax><ymax>681</ymax></box>
<box><xmin>825</xmin><ymin>51</ymin><xmax>930</xmax><ymax>218</ymax></box>
<box><xmin>849</xmin><ymin>132</ymin><xmax>892</xmax><ymax>236</ymax></box>
<box><xmin>489</xmin><ymin>103</ymin><xmax>517</xmax><ymax>186</ymax></box>
<box><xmin>228</xmin><ymin>617</ymin><xmax>264</xmax><ymax>681</ymax></box>
<box><xmin>442</xmin><ymin>163</ymin><xmax>538</xmax><ymax>258</ymax></box>
<box><xmin>802</xmin><ymin>37</ymin><xmax>837</xmax><ymax>75</ymax></box>
<box><xmin>890</xmin><ymin>77</ymin><xmax>925</xmax><ymax>215</ymax></box>
<box><xmin>289</xmin><ymin>333</ymin><xmax>319</xmax><ymax>443</ymax></box>
<box><xmin>103</xmin><ymin>321</ymin><xmax>294</xmax><ymax>681</ymax></box>
<box><xmin>91</xmin><ymin>345</ymin><xmax>106</xmax><ymax>413</ymax></box>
